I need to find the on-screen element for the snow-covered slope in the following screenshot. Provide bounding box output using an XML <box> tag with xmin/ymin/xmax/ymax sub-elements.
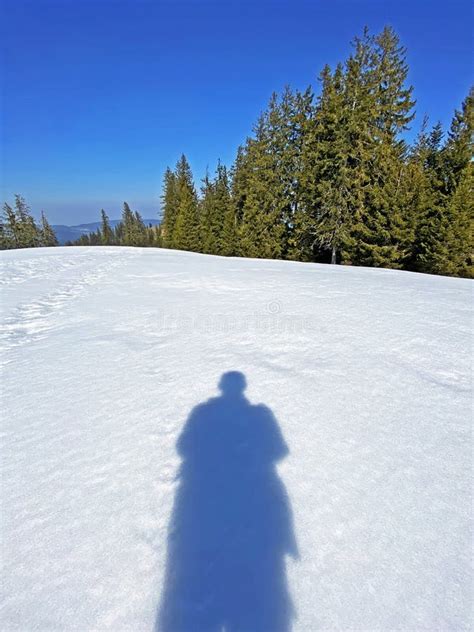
<box><xmin>1</xmin><ymin>247</ymin><xmax>472</xmax><ymax>631</ymax></box>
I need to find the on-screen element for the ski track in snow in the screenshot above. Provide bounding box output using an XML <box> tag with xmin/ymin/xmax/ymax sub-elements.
<box><xmin>0</xmin><ymin>248</ymin><xmax>139</xmax><ymax>359</ymax></box>
<box><xmin>0</xmin><ymin>246</ymin><xmax>472</xmax><ymax>632</ymax></box>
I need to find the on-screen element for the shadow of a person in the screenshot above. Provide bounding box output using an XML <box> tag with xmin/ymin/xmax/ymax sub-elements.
<box><xmin>156</xmin><ymin>371</ymin><xmax>298</xmax><ymax>632</ymax></box>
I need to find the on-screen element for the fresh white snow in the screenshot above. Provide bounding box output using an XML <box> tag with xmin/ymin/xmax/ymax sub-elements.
<box><xmin>1</xmin><ymin>246</ymin><xmax>472</xmax><ymax>631</ymax></box>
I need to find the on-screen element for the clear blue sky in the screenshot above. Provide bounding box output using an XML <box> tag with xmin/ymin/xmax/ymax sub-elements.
<box><xmin>1</xmin><ymin>0</ymin><xmax>472</xmax><ymax>224</ymax></box>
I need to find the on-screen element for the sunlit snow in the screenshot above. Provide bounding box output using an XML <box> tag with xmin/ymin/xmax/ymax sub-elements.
<box><xmin>1</xmin><ymin>246</ymin><xmax>471</xmax><ymax>631</ymax></box>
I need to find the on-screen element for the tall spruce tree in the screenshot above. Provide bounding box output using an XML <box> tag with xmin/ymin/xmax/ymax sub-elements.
<box><xmin>300</xmin><ymin>64</ymin><xmax>356</xmax><ymax>263</ymax></box>
<box><xmin>208</xmin><ymin>162</ymin><xmax>233</xmax><ymax>255</ymax></box>
<box><xmin>161</xmin><ymin>167</ymin><xmax>178</xmax><ymax>248</ymax></box>
<box><xmin>409</xmin><ymin>122</ymin><xmax>447</xmax><ymax>272</ymax></box>
<box><xmin>238</xmin><ymin>100</ymin><xmax>286</xmax><ymax>259</ymax></box>
<box><xmin>100</xmin><ymin>209</ymin><xmax>114</xmax><ymax>245</ymax></box>
<box><xmin>215</xmin><ymin>164</ymin><xmax>237</xmax><ymax>256</ymax></box>
<box><xmin>199</xmin><ymin>170</ymin><xmax>217</xmax><ymax>254</ymax></box>
<box><xmin>198</xmin><ymin>162</ymin><xmax>233</xmax><ymax>255</ymax></box>
<box><xmin>39</xmin><ymin>211</ymin><xmax>58</xmax><ymax>246</ymax></box>
<box><xmin>122</xmin><ymin>202</ymin><xmax>136</xmax><ymax>245</ymax></box>
<box><xmin>172</xmin><ymin>155</ymin><xmax>200</xmax><ymax>251</ymax></box>
<box><xmin>350</xmin><ymin>27</ymin><xmax>416</xmax><ymax>268</ymax></box>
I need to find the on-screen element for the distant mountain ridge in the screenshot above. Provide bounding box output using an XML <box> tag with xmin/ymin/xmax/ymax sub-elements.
<box><xmin>52</xmin><ymin>219</ymin><xmax>161</xmax><ymax>245</ymax></box>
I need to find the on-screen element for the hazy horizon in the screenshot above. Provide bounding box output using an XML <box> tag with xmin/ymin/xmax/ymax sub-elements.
<box><xmin>29</xmin><ymin>200</ymin><xmax>161</xmax><ymax>226</ymax></box>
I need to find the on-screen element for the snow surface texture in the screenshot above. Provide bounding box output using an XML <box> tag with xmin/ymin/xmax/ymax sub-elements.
<box><xmin>1</xmin><ymin>247</ymin><xmax>472</xmax><ymax>632</ymax></box>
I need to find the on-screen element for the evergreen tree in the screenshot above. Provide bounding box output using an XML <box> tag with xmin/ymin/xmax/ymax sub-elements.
<box><xmin>213</xmin><ymin>163</ymin><xmax>232</xmax><ymax>253</ymax></box>
<box><xmin>230</xmin><ymin>146</ymin><xmax>249</xmax><ymax>224</ymax></box>
<box><xmin>148</xmin><ymin>224</ymin><xmax>162</xmax><ymax>247</ymax></box>
<box><xmin>217</xmin><ymin>163</ymin><xmax>237</xmax><ymax>256</ymax></box>
<box><xmin>299</xmin><ymin>64</ymin><xmax>355</xmax><ymax>263</ymax></box>
<box><xmin>0</xmin><ymin>196</ymin><xmax>52</xmax><ymax>249</ymax></box>
<box><xmin>120</xmin><ymin>202</ymin><xmax>147</xmax><ymax>246</ymax></box>
<box><xmin>114</xmin><ymin>220</ymin><xmax>124</xmax><ymax>244</ymax></box>
<box><xmin>199</xmin><ymin>161</ymin><xmax>233</xmax><ymax>255</ymax></box>
<box><xmin>14</xmin><ymin>195</ymin><xmax>41</xmax><ymax>248</ymax></box>
<box><xmin>39</xmin><ymin>211</ymin><xmax>59</xmax><ymax>246</ymax></box>
<box><xmin>350</xmin><ymin>27</ymin><xmax>416</xmax><ymax>268</ymax></box>
<box><xmin>265</xmin><ymin>86</ymin><xmax>310</xmax><ymax>258</ymax></box>
<box><xmin>237</xmin><ymin>88</ymin><xmax>313</xmax><ymax>260</ymax></box>
<box><xmin>284</xmin><ymin>87</ymin><xmax>315</xmax><ymax>261</ymax></box>
<box><xmin>412</xmin><ymin>90</ymin><xmax>473</xmax><ymax>276</ymax></box>
<box><xmin>229</xmin><ymin>145</ymin><xmax>250</xmax><ymax>254</ymax></box>
<box><xmin>134</xmin><ymin>211</ymin><xmax>148</xmax><ymax>246</ymax></box>
<box><xmin>444</xmin><ymin>87</ymin><xmax>474</xmax><ymax>194</ymax></box>
<box><xmin>122</xmin><ymin>202</ymin><xmax>136</xmax><ymax>245</ymax></box>
<box><xmin>1</xmin><ymin>203</ymin><xmax>20</xmax><ymax>248</ymax></box>
<box><xmin>198</xmin><ymin>170</ymin><xmax>217</xmax><ymax>254</ymax></box>
<box><xmin>238</xmin><ymin>103</ymin><xmax>286</xmax><ymax>259</ymax></box>
<box><xmin>0</xmin><ymin>216</ymin><xmax>8</xmax><ymax>249</ymax></box>
<box><xmin>409</xmin><ymin>122</ymin><xmax>446</xmax><ymax>272</ymax></box>
<box><xmin>172</xmin><ymin>155</ymin><xmax>200</xmax><ymax>251</ymax></box>
<box><xmin>442</xmin><ymin>164</ymin><xmax>473</xmax><ymax>277</ymax></box>
<box><xmin>161</xmin><ymin>167</ymin><xmax>178</xmax><ymax>248</ymax></box>
<box><xmin>89</xmin><ymin>230</ymin><xmax>102</xmax><ymax>245</ymax></box>
<box><xmin>221</xmin><ymin>203</ymin><xmax>237</xmax><ymax>256</ymax></box>
<box><xmin>100</xmin><ymin>209</ymin><xmax>114</xmax><ymax>245</ymax></box>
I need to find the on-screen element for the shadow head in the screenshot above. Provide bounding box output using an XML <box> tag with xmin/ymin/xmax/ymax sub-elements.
<box><xmin>218</xmin><ymin>371</ymin><xmax>247</xmax><ymax>398</ymax></box>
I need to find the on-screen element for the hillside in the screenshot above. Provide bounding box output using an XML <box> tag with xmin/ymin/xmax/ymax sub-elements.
<box><xmin>1</xmin><ymin>247</ymin><xmax>471</xmax><ymax>631</ymax></box>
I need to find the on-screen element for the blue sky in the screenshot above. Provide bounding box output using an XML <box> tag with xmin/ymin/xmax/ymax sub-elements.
<box><xmin>1</xmin><ymin>0</ymin><xmax>472</xmax><ymax>224</ymax></box>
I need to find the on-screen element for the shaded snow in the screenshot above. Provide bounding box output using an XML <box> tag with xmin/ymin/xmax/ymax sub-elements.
<box><xmin>1</xmin><ymin>246</ymin><xmax>472</xmax><ymax>631</ymax></box>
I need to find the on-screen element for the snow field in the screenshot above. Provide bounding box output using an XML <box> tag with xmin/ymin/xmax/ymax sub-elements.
<box><xmin>1</xmin><ymin>247</ymin><xmax>472</xmax><ymax>631</ymax></box>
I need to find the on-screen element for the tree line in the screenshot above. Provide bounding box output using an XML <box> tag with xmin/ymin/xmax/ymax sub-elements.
<box><xmin>160</xmin><ymin>27</ymin><xmax>472</xmax><ymax>278</ymax></box>
<box><xmin>69</xmin><ymin>205</ymin><xmax>161</xmax><ymax>247</ymax></box>
<box><xmin>1</xmin><ymin>195</ymin><xmax>58</xmax><ymax>249</ymax></box>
